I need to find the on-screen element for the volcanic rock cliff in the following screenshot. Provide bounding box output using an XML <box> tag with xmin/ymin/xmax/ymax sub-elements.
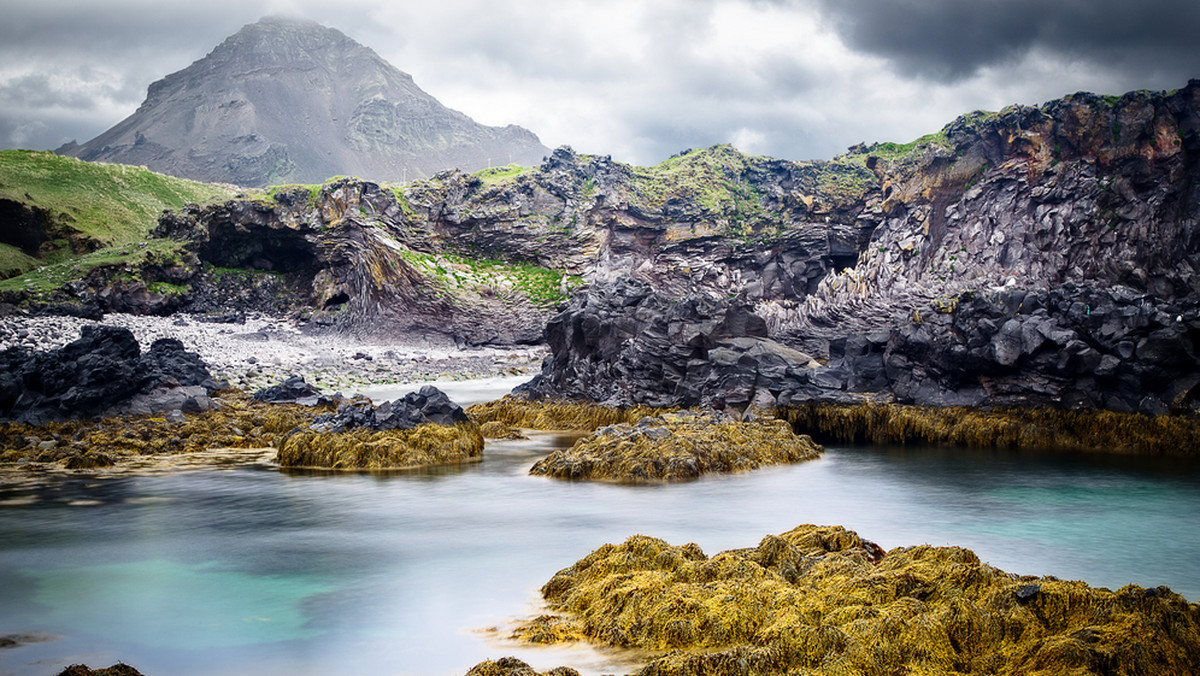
<box><xmin>56</xmin><ymin>17</ymin><xmax>548</xmax><ymax>186</ymax></box>
<box><xmin>34</xmin><ymin>81</ymin><xmax>1200</xmax><ymax>414</ymax></box>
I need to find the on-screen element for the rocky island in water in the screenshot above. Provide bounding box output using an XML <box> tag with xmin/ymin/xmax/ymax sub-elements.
<box><xmin>1</xmin><ymin>16</ymin><xmax>1198</xmax><ymax>674</ymax></box>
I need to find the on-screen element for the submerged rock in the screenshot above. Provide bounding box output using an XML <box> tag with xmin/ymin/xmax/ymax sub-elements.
<box><xmin>514</xmin><ymin>525</ymin><xmax>1200</xmax><ymax>676</ymax></box>
<box><xmin>529</xmin><ymin>410</ymin><xmax>823</xmax><ymax>483</ymax></box>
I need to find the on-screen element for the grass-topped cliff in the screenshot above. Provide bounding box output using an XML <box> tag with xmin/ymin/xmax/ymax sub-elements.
<box><xmin>0</xmin><ymin>150</ymin><xmax>236</xmax><ymax>288</ymax></box>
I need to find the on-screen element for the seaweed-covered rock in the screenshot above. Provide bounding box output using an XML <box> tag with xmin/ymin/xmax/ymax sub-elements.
<box><xmin>276</xmin><ymin>422</ymin><xmax>483</xmax><ymax>470</ymax></box>
<box><xmin>0</xmin><ymin>389</ymin><xmax>319</xmax><ymax>467</ymax></box>
<box><xmin>464</xmin><ymin>657</ymin><xmax>580</xmax><ymax>676</ymax></box>
<box><xmin>479</xmin><ymin>420</ymin><xmax>527</xmax><ymax>439</ymax></box>
<box><xmin>529</xmin><ymin>410</ymin><xmax>823</xmax><ymax>482</ymax></box>
<box><xmin>514</xmin><ymin>525</ymin><xmax>1200</xmax><ymax>676</ymax></box>
<box><xmin>467</xmin><ymin>395</ymin><xmax>666</xmax><ymax>432</ymax></box>
<box><xmin>272</xmin><ymin>385</ymin><xmax>480</xmax><ymax>470</ymax></box>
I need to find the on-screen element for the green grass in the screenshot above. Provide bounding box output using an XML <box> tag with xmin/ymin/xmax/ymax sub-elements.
<box><xmin>473</xmin><ymin>163</ymin><xmax>534</xmax><ymax>187</ymax></box>
<box><xmin>0</xmin><ymin>150</ymin><xmax>236</xmax><ymax>279</ymax></box>
<box><xmin>859</xmin><ymin>130</ymin><xmax>953</xmax><ymax>163</ymax></box>
<box><xmin>0</xmin><ymin>239</ymin><xmax>189</xmax><ymax>293</ymax></box>
<box><xmin>0</xmin><ymin>243</ymin><xmax>41</xmax><ymax>278</ymax></box>
<box><xmin>398</xmin><ymin>248</ymin><xmax>578</xmax><ymax>308</ymax></box>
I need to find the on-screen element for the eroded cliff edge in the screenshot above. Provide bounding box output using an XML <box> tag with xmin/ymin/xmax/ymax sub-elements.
<box><xmin>18</xmin><ymin>81</ymin><xmax>1200</xmax><ymax>415</ymax></box>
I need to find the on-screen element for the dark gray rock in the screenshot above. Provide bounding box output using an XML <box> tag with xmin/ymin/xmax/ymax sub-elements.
<box><xmin>0</xmin><ymin>325</ymin><xmax>220</xmax><ymax>423</ymax></box>
<box><xmin>309</xmin><ymin>385</ymin><xmax>468</xmax><ymax>433</ymax></box>
<box><xmin>523</xmin><ymin>279</ymin><xmax>1200</xmax><ymax>415</ymax></box>
<box><xmin>253</xmin><ymin>375</ymin><xmax>332</xmax><ymax>407</ymax></box>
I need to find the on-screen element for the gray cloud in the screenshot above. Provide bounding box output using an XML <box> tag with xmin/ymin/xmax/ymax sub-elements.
<box><xmin>810</xmin><ymin>0</ymin><xmax>1200</xmax><ymax>83</ymax></box>
<box><xmin>0</xmin><ymin>0</ymin><xmax>1195</xmax><ymax>165</ymax></box>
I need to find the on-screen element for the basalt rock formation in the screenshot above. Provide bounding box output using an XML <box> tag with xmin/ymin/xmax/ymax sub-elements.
<box><xmin>56</xmin><ymin>17</ymin><xmax>548</xmax><ymax>186</ymax></box>
<box><xmin>0</xmin><ymin>325</ymin><xmax>222</xmax><ymax>424</ymax></box>
<box><xmin>515</xmin><ymin>82</ymin><xmax>1200</xmax><ymax>415</ymax></box>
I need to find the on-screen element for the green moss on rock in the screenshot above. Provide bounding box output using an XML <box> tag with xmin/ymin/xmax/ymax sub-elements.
<box><xmin>528</xmin><ymin>410</ymin><xmax>823</xmax><ymax>483</ymax></box>
<box><xmin>514</xmin><ymin>525</ymin><xmax>1200</xmax><ymax>676</ymax></box>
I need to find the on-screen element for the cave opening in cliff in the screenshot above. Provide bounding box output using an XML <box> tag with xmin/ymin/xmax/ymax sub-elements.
<box><xmin>199</xmin><ymin>231</ymin><xmax>317</xmax><ymax>274</ymax></box>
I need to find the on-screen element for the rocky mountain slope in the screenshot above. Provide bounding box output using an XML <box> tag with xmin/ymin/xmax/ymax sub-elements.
<box><xmin>56</xmin><ymin>17</ymin><xmax>548</xmax><ymax>186</ymax></box>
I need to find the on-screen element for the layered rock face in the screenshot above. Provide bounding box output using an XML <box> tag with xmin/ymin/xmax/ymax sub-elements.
<box><xmin>516</xmin><ymin>83</ymin><xmax>1200</xmax><ymax>414</ymax></box>
<box><xmin>57</xmin><ymin>17</ymin><xmax>548</xmax><ymax>186</ymax></box>
<box><xmin>147</xmin><ymin>177</ymin><xmax>552</xmax><ymax>344</ymax></box>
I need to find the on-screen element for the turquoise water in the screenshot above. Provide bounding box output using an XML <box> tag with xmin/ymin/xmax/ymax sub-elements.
<box><xmin>1</xmin><ymin>430</ymin><xmax>1198</xmax><ymax>675</ymax></box>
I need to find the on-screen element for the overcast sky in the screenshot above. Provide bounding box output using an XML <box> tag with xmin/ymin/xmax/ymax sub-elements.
<box><xmin>2</xmin><ymin>0</ymin><xmax>1198</xmax><ymax>166</ymax></box>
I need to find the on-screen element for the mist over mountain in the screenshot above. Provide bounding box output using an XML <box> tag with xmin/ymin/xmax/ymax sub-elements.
<box><xmin>56</xmin><ymin>16</ymin><xmax>549</xmax><ymax>186</ymax></box>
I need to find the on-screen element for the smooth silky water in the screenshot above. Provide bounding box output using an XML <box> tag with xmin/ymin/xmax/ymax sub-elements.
<box><xmin>2</xmin><ymin>378</ymin><xmax>1199</xmax><ymax>676</ymax></box>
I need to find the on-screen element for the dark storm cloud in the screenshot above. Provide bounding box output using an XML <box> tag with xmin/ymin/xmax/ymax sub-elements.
<box><xmin>810</xmin><ymin>0</ymin><xmax>1200</xmax><ymax>82</ymax></box>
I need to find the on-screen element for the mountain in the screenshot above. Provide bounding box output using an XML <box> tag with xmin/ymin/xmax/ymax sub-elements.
<box><xmin>56</xmin><ymin>16</ymin><xmax>549</xmax><ymax>186</ymax></box>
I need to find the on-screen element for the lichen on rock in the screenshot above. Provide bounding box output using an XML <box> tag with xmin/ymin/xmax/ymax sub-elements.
<box><xmin>512</xmin><ymin>524</ymin><xmax>1200</xmax><ymax>676</ymax></box>
<box><xmin>528</xmin><ymin>410</ymin><xmax>823</xmax><ymax>483</ymax></box>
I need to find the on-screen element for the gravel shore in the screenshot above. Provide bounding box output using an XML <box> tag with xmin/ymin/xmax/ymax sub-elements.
<box><xmin>0</xmin><ymin>313</ymin><xmax>546</xmax><ymax>395</ymax></box>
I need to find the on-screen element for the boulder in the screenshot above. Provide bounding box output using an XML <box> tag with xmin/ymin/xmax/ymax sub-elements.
<box><xmin>0</xmin><ymin>325</ymin><xmax>220</xmax><ymax>423</ymax></box>
<box><xmin>309</xmin><ymin>386</ymin><xmax>469</xmax><ymax>433</ymax></box>
<box><xmin>252</xmin><ymin>375</ymin><xmax>333</xmax><ymax>407</ymax></box>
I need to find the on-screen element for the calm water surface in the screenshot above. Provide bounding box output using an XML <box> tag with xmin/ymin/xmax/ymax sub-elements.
<box><xmin>1</xmin><ymin>382</ymin><xmax>1198</xmax><ymax>676</ymax></box>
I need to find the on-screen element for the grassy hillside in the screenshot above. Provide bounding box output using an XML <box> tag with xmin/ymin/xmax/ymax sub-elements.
<box><xmin>0</xmin><ymin>150</ymin><xmax>237</xmax><ymax>288</ymax></box>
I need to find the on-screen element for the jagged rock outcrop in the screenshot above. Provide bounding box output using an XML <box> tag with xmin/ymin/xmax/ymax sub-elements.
<box><xmin>252</xmin><ymin>375</ymin><xmax>333</xmax><ymax>406</ymax></box>
<box><xmin>0</xmin><ymin>325</ymin><xmax>222</xmax><ymax>423</ymax></box>
<box><xmin>516</xmin><ymin>83</ymin><xmax>1200</xmax><ymax>415</ymax></box>
<box><xmin>149</xmin><ymin>177</ymin><xmax>551</xmax><ymax>343</ymax></box>
<box><xmin>56</xmin><ymin>17</ymin><xmax>548</xmax><ymax>186</ymax></box>
<box><xmin>309</xmin><ymin>385</ymin><xmax>468</xmax><ymax>433</ymax></box>
<box><xmin>518</xmin><ymin>279</ymin><xmax>820</xmax><ymax>408</ymax></box>
<box><xmin>27</xmin><ymin>80</ymin><xmax>1200</xmax><ymax>417</ymax></box>
<box><xmin>523</xmin><ymin>279</ymin><xmax>1200</xmax><ymax>415</ymax></box>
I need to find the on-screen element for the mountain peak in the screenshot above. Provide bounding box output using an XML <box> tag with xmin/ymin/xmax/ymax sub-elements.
<box><xmin>59</xmin><ymin>17</ymin><xmax>547</xmax><ymax>186</ymax></box>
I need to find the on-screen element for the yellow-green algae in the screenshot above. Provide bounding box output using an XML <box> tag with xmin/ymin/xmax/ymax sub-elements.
<box><xmin>529</xmin><ymin>410</ymin><xmax>823</xmax><ymax>483</ymax></box>
<box><xmin>783</xmin><ymin>402</ymin><xmax>1200</xmax><ymax>455</ymax></box>
<box><xmin>276</xmin><ymin>422</ymin><xmax>483</xmax><ymax>470</ymax></box>
<box><xmin>480</xmin><ymin>420</ymin><xmax>528</xmax><ymax>440</ymax></box>
<box><xmin>0</xmin><ymin>390</ymin><xmax>318</xmax><ymax>467</ymax></box>
<box><xmin>464</xmin><ymin>656</ymin><xmax>579</xmax><ymax>676</ymax></box>
<box><xmin>512</xmin><ymin>524</ymin><xmax>1200</xmax><ymax>676</ymax></box>
<box><xmin>467</xmin><ymin>396</ymin><xmax>667</xmax><ymax>432</ymax></box>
